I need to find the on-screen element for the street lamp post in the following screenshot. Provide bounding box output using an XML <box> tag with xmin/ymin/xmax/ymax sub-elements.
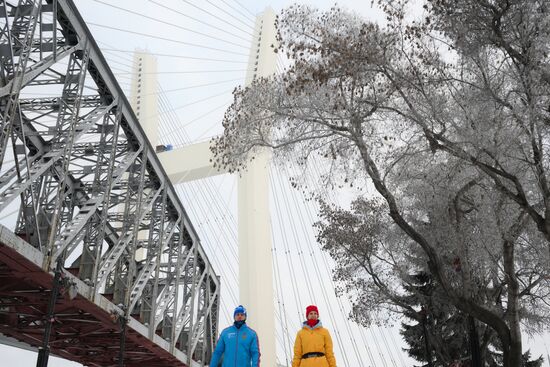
<box><xmin>36</xmin><ymin>259</ymin><xmax>64</xmax><ymax>367</ymax></box>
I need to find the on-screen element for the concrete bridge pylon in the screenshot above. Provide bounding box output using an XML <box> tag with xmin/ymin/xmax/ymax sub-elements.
<box><xmin>131</xmin><ymin>8</ymin><xmax>279</xmax><ymax>367</ymax></box>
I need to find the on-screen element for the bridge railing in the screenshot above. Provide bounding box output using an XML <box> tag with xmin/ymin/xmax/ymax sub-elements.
<box><xmin>0</xmin><ymin>0</ymin><xmax>219</xmax><ymax>365</ymax></box>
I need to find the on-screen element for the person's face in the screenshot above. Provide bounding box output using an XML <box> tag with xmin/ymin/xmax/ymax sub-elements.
<box><xmin>234</xmin><ymin>312</ymin><xmax>246</xmax><ymax>322</ymax></box>
<box><xmin>307</xmin><ymin>311</ymin><xmax>318</xmax><ymax>320</ymax></box>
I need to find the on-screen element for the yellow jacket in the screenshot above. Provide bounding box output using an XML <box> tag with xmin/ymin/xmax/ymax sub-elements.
<box><xmin>292</xmin><ymin>321</ymin><xmax>337</xmax><ymax>367</ymax></box>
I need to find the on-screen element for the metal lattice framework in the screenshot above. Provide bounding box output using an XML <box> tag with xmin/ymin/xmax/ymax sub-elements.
<box><xmin>0</xmin><ymin>0</ymin><xmax>220</xmax><ymax>366</ymax></box>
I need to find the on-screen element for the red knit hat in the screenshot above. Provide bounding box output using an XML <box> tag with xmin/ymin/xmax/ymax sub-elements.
<box><xmin>305</xmin><ymin>305</ymin><xmax>319</xmax><ymax>317</ymax></box>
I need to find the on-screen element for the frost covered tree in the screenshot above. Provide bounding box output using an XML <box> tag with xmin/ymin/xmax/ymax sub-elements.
<box><xmin>315</xmin><ymin>159</ymin><xmax>550</xmax><ymax>366</ymax></box>
<box><xmin>211</xmin><ymin>1</ymin><xmax>550</xmax><ymax>366</ymax></box>
<box><xmin>398</xmin><ymin>272</ymin><xmax>495</xmax><ymax>366</ymax></box>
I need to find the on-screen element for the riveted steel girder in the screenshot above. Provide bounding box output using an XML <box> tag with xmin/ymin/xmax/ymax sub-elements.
<box><xmin>0</xmin><ymin>1</ymin><xmax>219</xmax><ymax>366</ymax></box>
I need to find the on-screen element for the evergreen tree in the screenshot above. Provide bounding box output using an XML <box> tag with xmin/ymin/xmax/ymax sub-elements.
<box><xmin>400</xmin><ymin>272</ymin><xmax>472</xmax><ymax>366</ymax></box>
<box><xmin>400</xmin><ymin>273</ymin><xmax>544</xmax><ymax>367</ymax></box>
<box><xmin>522</xmin><ymin>351</ymin><xmax>544</xmax><ymax>367</ymax></box>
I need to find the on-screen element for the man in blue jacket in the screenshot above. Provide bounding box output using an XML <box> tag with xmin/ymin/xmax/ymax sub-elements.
<box><xmin>209</xmin><ymin>305</ymin><xmax>261</xmax><ymax>367</ymax></box>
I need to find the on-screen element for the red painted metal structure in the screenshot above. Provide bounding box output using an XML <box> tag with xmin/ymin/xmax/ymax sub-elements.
<box><xmin>0</xmin><ymin>231</ymin><xmax>188</xmax><ymax>367</ymax></box>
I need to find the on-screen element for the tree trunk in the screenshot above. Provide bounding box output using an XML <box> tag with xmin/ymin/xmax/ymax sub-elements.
<box><xmin>503</xmin><ymin>240</ymin><xmax>523</xmax><ymax>367</ymax></box>
<box><xmin>354</xmin><ymin>138</ymin><xmax>520</xmax><ymax>365</ymax></box>
<box><xmin>422</xmin><ymin>314</ymin><xmax>434</xmax><ymax>367</ymax></box>
<box><xmin>501</xmin><ymin>211</ymin><xmax>527</xmax><ymax>367</ymax></box>
<box><xmin>468</xmin><ymin>315</ymin><xmax>482</xmax><ymax>367</ymax></box>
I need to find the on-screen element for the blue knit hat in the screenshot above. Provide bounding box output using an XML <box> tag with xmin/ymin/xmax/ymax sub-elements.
<box><xmin>234</xmin><ymin>305</ymin><xmax>247</xmax><ymax>318</ymax></box>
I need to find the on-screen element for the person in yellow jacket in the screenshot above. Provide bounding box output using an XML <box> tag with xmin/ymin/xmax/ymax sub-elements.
<box><xmin>292</xmin><ymin>305</ymin><xmax>337</xmax><ymax>367</ymax></box>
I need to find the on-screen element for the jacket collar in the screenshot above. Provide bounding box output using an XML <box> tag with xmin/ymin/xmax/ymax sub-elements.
<box><xmin>302</xmin><ymin>320</ymin><xmax>323</xmax><ymax>330</ymax></box>
<box><xmin>231</xmin><ymin>323</ymin><xmax>248</xmax><ymax>331</ymax></box>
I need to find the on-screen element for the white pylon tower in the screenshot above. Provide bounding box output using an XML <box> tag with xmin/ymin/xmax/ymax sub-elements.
<box><xmin>237</xmin><ymin>8</ymin><xmax>278</xmax><ymax>367</ymax></box>
<box><xmin>129</xmin><ymin>49</ymin><xmax>158</xmax><ymax>262</ymax></box>
<box><xmin>131</xmin><ymin>8</ymin><xmax>279</xmax><ymax>367</ymax></box>
<box><xmin>129</xmin><ymin>49</ymin><xmax>159</xmax><ymax>143</ymax></box>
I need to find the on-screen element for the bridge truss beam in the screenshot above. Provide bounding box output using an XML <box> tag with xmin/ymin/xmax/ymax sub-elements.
<box><xmin>0</xmin><ymin>1</ymin><xmax>219</xmax><ymax>366</ymax></box>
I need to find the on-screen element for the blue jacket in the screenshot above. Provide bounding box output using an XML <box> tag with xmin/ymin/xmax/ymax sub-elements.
<box><xmin>209</xmin><ymin>323</ymin><xmax>260</xmax><ymax>367</ymax></box>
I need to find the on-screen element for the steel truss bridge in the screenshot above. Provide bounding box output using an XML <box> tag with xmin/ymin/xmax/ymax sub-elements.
<box><xmin>0</xmin><ymin>0</ymin><xmax>220</xmax><ymax>366</ymax></box>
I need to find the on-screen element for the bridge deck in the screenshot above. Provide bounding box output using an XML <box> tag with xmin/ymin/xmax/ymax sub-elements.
<box><xmin>0</xmin><ymin>225</ymin><xmax>190</xmax><ymax>367</ymax></box>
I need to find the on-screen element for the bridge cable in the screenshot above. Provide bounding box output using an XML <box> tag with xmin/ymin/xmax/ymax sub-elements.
<box><xmin>273</xmin><ymin>167</ymin><xmax>316</xmax><ymax>306</ymax></box>
<box><xmin>542</xmin><ymin>337</ymin><xmax>550</xmax><ymax>367</ymax></box>
<box><xmin>376</xmin><ymin>326</ymin><xmax>404</xmax><ymax>365</ymax></box>
<box><xmin>193</xmin><ymin>115</ymin><xmax>229</xmax><ymax>142</ymax></box>
<box><xmin>229</xmin><ymin>0</ymin><xmax>257</xmax><ymax>19</ymax></box>
<box><xmin>277</xmin><ymin>46</ymin><xmax>402</xmax><ymax>365</ymax></box>
<box><xmin>264</xmin><ymin>64</ymin><xmax>309</xmax><ymax>360</ymax></box>
<box><xmin>108</xmin><ymin>65</ymin><xmax>131</xmax><ymax>73</ymax></box>
<box><xmin>377</xmin><ymin>327</ymin><xmax>399</xmax><ymax>366</ymax></box>
<box><xmin>134</xmin><ymin>34</ymin><xmax>408</xmax><ymax>362</ymax></box>
<box><xmin>157</xmin><ymin>91</ymin><xmax>290</xmax><ymax>348</ymax></box>
<box><xmin>307</xmin><ymin>152</ymin><xmax>398</xmax><ymax>365</ymax></box>
<box><xmin>104</xmin><ymin>57</ymin><xmax>134</xmax><ymax>70</ymax></box>
<box><xmin>269</xmin><ymin>172</ymin><xmax>306</xmax><ymax>322</ymax></box>
<box><xmin>272</xmin><ymin>156</ymin><xmax>353</xmax><ymax>366</ymax></box>
<box><xmin>277</xmin><ymin>59</ymin><xmax>361</xmax><ymax>365</ymax></box>
<box><xmin>203</xmin><ymin>0</ymin><xmax>256</xmax><ymax>31</ymax></box>
<box><xmin>148</xmin><ymin>0</ymin><xmax>252</xmax><ymax>44</ymax></box>
<box><xmin>163</xmin><ymin>148</ymin><xmax>239</xmax><ymax>315</ymax></box>
<box><xmin>356</xmin><ymin>324</ymin><xmax>380</xmax><ymax>366</ymax></box>
<box><xmin>276</xmin><ymin>152</ymin><xmax>355</xmax><ymax>366</ymax></box>
<box><xmin>161</xmin><ymin>101</ymin><xmax>232</xmax><ymax>145</ymax></box>
<box><xmin>272</xmin><ymin>227</ymin><xmax>294</xmax><ymax>364</ymax></box>
<box><xmin>285</xmin><ymin>153</ymin><xmax>368</xmax><ymax>366</ymax></box>
<box><xmin>157</xmin><ymin>92</ymin><xmax>236</xmax><ymax>240</ymax></box>
<box><xmin>272</xmin><ymin>304</ymin><xmax>291</xmax><ymax>366</ymax></box>
<box><xmin>101</xmin><ymin>49</ymin><xmax>248</xmax><ymax>64</ymax></box>
<box><xmin>170</xmin><ymin>164</ymin><xmax>289</xmax><ymax>349</ymax></box>
<box><xmin>175</xmin><ymin>183</ymin><xmax>237</xmax><ymax>322</ymax></box>
<box><xmin>179</xmin><ymin>0</ymin><xmax>255</xmax><ymax>37</ymax></box>
<box><xmin>143</xmin><ymin>89</ymin><xmax>234</xmax><ymax>121</ymax></box>
<box><xmin>113</xmin><ymin>70</ymin><xmax>252</xmax><ymax>75</ymax></box>
<box><xmin>274</xmin><ymin>59</ymin><xmax>349</xmax><ymax>362</ymax></box>
<box><xmin>308</xmin><ymin>153</ymin><xmax>396</xmax><ymax>366</ymax></box>
<box><xmin>138</xmin><ymin>79</ymin><xmax>244</xmax><ymax>97</ymax></box>
<box><xmin>293</xmin><ymin>147</ymin><xmax>392</xmax><ymax>365</ymax></box>
<box><xmin>172</xmin><ymin>184</ymin><xmax>240</xmax><ymax>324</ymax></box>
<box><xmin>89</xmin><ymin>0</ymin><xmax>250</xmax><ymax>50</ymax></box>
<box><xmin>87</xmin><ymin>22</ymin><xmax>249</xmax><ymax>57</ymax></box>
<box><xmin>157</xmin><ymin>91</ymin><xmax>239</xmax><ymax>249</ymax></box>
<box><xmin>102</xmin><ymin>50</ymin><xmax>135</xmax><ymax>64</ymax></box>
<box><xmin>220</xmin><ymin>0</ymin><xmax>256</xmax><ymax>23</ymax></box>
<box><xmin>157</xmin><ymin>105</ymin><xmax>237</xmax><ymax>284</ymax></box>
<box><xmin>388</xmin><ymin>328</ymin><xmax>408</xmax><ymax>365</ymax></box>
<box><xmin>270</xmin><ymin>174</ymin><xmax>312</xmax><ymax>357</ymax></box>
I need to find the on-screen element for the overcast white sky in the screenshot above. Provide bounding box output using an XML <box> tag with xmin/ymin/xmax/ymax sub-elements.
<box><xmin>2</xmin><ymin>0</ymin><xmax>550</xmax><ymax>366</ymax></box>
